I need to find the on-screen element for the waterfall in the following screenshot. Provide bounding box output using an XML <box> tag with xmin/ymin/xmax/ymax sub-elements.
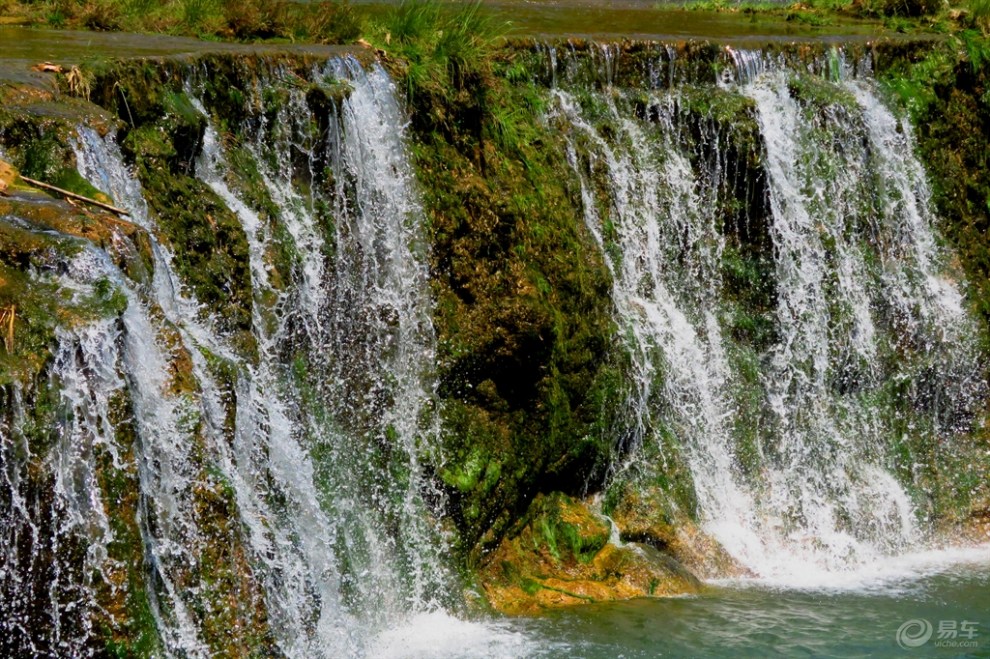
<box><xmin>189</xmin><ymin>57</ymin><xmax>452</xmax><ymax>641</ymax></box>
<box><xmin>741</xmin><ymin>68</ymin><xmax>921</xmax><ymax>574</ymax></box>
<box><xmin>1</xmin><ymin>311</ymin><xmax>123</xmax><ymax>658</ymax></box>
<box><xmin>43</xmin><ymin>56</ymin><xmax>452</xmax><ymax>656</ymax></box>
<box><xmin>1</xmin><ymin>40</ymin><xmax>987</xmax><ymax>655</ymax></box>
<box><xmin>552</xmin><ymin>88</ymin><xmax>762</xmax><ymax>558</ymax></box>
<box><xmin>550</xmin><ymin>48</ymin><xmax>985</xmax><ymax>583</ymax></box>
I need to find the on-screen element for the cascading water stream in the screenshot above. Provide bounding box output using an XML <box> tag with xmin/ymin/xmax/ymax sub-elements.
<box><xmin>188</xmin><ymin>57</ymin><xmax>453</xmax><ymax>648</ymax></box>
<box><xmin>72</xmin><ymin>128</ymin><xmax>255</xmax><ymax>656</ymax></box>
<box><xmin>550</xmin><ymin>47</ymin><xmax>985</xmax><ymax>584</ymax></box>
<box><xmin>740</xmin><ymin>68</ymin><xmax>917</xmax><ymax>574</ymax></box>
<box><xmin>191</xmin><ymin>100</ymin><xmax>361</xmax><ymax>658</ymax></box>
<box><xmin>736</xmin><ymin>61</ymin><xmax>983</xmax><ymax>578</ymax></box>
<box><xmin>1</xmin><ymin>301</ymin><xmax>124</xmax><ymax>657</ymax></box>
<box><xmin>0</xmin><ymin>52</ymin><xmax>547</xmax><ymax>657</ymax></box>
<box><xmin>62</xmin><ymin>57</ymin><xmax>457</xmax><ymax>656</ymax></box>
<box><xmin>551</xmin><ymin>88</ymin><xmax>764</xmax><ymax>564</ymax></box>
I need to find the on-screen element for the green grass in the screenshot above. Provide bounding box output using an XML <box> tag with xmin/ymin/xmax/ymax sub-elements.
<box><xmin>971</xmin><ymin>0</ymin><xmax>990</xmax><ymax>19</ymax></box>
<box><xmin>683</xmin><ymin>0</ymin><xmax>855</xmax><ymax>13</ymax></box>
<box><xmin>682</xmin><ymin>0</ymin><xmax>977</xmax><ymax>31</ymax></box>
<box><xmin>371</xmin><ymin>0</ymin><xmax>508</xmax><ymax>104</ymax></box>
<box><xmin>3</xmin><ymin>0</ymin><xmax>361</xmax><ymax>43</ymax></box>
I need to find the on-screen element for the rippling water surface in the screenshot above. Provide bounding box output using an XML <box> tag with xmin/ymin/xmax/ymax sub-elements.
<box><xmin>379</xmin><ymin>549</ymin><xmax>990</xmax><ymax>658</ymax></box>
<box><xmin>517</xmin><ymin>549</ymin><xmax>990</xmax><ymax>658</ymax></box>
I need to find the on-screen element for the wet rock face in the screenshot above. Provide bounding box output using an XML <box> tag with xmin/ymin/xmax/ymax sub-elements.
<box><xmin>478</xmin><ymin>493</ymin><xmax>702</xmax><ymax>614</ymax></box>
<box><xmin>406</xmin><ymin>62</ymin><xmax>623</xmax><ymax>562</ymax></box>
<box><xmin>607</xmin><ymin>485</ymin><xmax>748</xmax><ymax>581</ymax></box>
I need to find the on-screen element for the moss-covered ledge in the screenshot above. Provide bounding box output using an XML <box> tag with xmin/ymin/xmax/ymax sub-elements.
<box><xmin>478</xmin><ymin>492</ymin><xmax>702</xmax><ymax>614</ymax></box>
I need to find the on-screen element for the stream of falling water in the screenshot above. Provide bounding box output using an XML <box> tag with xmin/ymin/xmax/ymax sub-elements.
<box><xmin>551</xmin><ymin>49</ymin><xmax>985</xmax><ymax>585</ymax></box>
<box><xmin>61</xmin><ymin>57</ymin><xmax>465</xmax><ymax>657</ymax></box>
<box><xmin>552</xmin><ymin>88</ymin><xmax>764</xmax><ymax>561</ymax></box>
<box><xmin>189</xmin><ymin>57</ymin><xmax>455</xmax><ymax>645</ymax></box>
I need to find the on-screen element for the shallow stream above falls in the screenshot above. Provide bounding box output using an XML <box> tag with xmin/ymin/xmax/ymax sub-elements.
<box><xmin>0</xmin><ymin>28</ymin><xmax>988</xmax><ymax>658</ymax></box>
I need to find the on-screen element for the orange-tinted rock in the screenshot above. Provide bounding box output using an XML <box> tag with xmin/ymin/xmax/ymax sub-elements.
<box><xmin>479</xmin><ymin>492</ymin><xmax>703</xmax><ymax>615</ymax></box>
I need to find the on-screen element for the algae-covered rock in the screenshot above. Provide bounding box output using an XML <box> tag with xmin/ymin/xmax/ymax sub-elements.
<box><xmin>479</xmin><ymin>492</ymin><xmax>701</xmax><ymax>614</ymax></box>
<box><xmin>404</xmin><ymin>54</ymin><xmax>626</xmax><ymax>563</ymax></box>
<box><xmin>608</xmin><ymin>485</ymin><xmax>747</xmax><ymax>580</ymax></box>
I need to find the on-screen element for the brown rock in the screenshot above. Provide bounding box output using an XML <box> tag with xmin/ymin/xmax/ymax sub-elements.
<box><xmin>478</xmin><ymin>492</ymin><xmax>703</xmax><ymax>615</ymax></box>
<box><xmin>0</xmin><ymin>160</ymin><xmax>16</xmax><ymax>196</ymax></box>
<box><xmin>610</xmin><ymin>485</ymin><xmax>750</xmax><ymax>579</ymax></box>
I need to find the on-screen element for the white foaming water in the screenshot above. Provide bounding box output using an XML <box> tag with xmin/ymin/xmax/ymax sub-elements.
<box><xmin>325</xmin><ymin>59</ymin><xmax>451</xmax><ymax>612</ymax></box>
<box><xmin>551</xmin><ymin>88</ymin><xmax>763</xmax><ymax>562</ymax></box>
<box><xmin>51</xmin><ymin>244</ymin><xmax>212</xmax><ymax>656</ymax></box>
<box><xmin>715</xmin><ymin>543</ymin><xmax>990</xmax><ymax>594</ymax></box>
<box><xmin>367</xmin><ymin>611</ymin><xmax>556</xmax><ymax>659</ymax></box>
<box><xmin>242</xmin><ymin>74</ymin><xmax>329</xmax><ymax>333</ymax></box>
<box><xmin>72</xmin><ymin>126</ymin><xmax>243</xmax><ymax>657</ymax></box>
<box><xmin>727</xmin><ymin>66</ymin><xmax>982</xmax><ymax>579</ymax></box>
<box><xmin>191</xmin><ymin>57</ymin><xmax>452</xmax><ymax>654</ymax></box>
<box><xmin>194</xmin><ymin>112</ymin><xmax>359</xmax><ymax>657</ymax></box>
<box><xmin>735</xmin><ymin>71</ymin><xmax>920</xmax><ymax>575</ymax></box>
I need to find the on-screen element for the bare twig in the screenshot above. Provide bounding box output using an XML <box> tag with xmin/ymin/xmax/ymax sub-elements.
<box><xmin>20</xmin><ymin>176</ymin><xmax>130</xmax><ymax>217</ymax></box>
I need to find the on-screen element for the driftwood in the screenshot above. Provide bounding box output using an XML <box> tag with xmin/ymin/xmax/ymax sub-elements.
<box><xmin>20</xmin><ymin>176</ymin><xmax>130</xmax><ymax>217</ymax></box>
<box><xmin>32</xmin><ymin>62</ymin><xmax>64</xmax><ymax>73</ymax></box>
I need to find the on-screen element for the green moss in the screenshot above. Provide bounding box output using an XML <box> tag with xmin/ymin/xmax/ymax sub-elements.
<box><xmin>95</xmin><ymin>393</ymin><xmax>164</xmax><ymax>657</ymax></box>
<box><xmin>401</xmin><ymin>37</ymin><xmax>635</xmax><ymax>558</ymax></box>
<box><xmin>720</xmin><ymin>242</ymin><xmax>777</xmax><ymax>350</ymax></box>
<box><xmin>137</xmin><ymin>164</ymin><xmax>254</xmax><ymax>341</ymax></box>
<box><xmin>123</xmin><ymin>123</ymin><xmax>176</xmax><ymax>158</ymax></box>
<box><xmin>677</xmin><ymin>83</ymin><xmax>758</xmax><ymax>127</ymax></box>
<box><xmin>524</xmin><ymin>492</ymin><xmax>610</xmax><ymax>564</ymax></box>
<box><xmin>788</xmin><ymin>72</ymin><xmax>859</xmax><ymax>110</ymax></box>
<box><xmin>440</xmin><ymin>446</ymin><xmax>487</xmax><ymax>492</ymax></box>
<box><xmin>108</xmin><ymin>82</ymin><xmax>255</xmax><ymax>347</ymax></box>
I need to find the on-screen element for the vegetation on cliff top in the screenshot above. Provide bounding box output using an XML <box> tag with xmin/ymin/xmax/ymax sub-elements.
<box><xmin>0</xmin><ymin>0</ymin><xmax>360</xmax><ymax>42</ymax></box>
<box><xmin>682</xmin><ymin>0</ymin><xmax>990</xmax><ymax>33</ymax></box>
<box><xmin>3</xmin><ymin>0</ymin><xmax>989</xmax><ymax>46</ymax></box>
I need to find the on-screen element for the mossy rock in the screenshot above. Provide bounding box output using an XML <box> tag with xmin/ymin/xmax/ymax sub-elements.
<box><xmin>608</xmin><ymin>484</ymin><xmax>747</xmax><ymax>580</ymax></box>
<box><xmin>0</xmin><ymin>198</ymin><xmax>150</xmax><ymax>386</ymax></box>
<box><xmin>479</xmin><ymin>492</ymin><xmax>701</xmax><ymax>614</ymax></box>
<box><xmin>413</xmin><ymin>67</ymin><xmax>624</xmax><ymax>560</ymax></box>
<box><xmin>0</xmin><ymin>115</ymin><xmax>113</xmax><ymax>205</ymax></box>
